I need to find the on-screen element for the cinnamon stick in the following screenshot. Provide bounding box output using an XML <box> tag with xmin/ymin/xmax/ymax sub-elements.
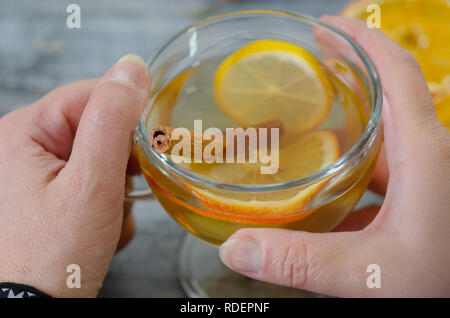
<box><xmin>149</xmin><ymin>119</ymin><xmax>284</xmax><ymax>161</ymax></box>
<box><xmin>150</xmin><ymin>126</ymin><xmax>223</xmax><ymax>160</ymax></box>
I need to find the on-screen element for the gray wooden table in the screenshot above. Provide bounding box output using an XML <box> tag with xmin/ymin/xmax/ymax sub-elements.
<box><xmin>1</xmin><ymin>0</ymin><xmax>381</xmax><ymax>297</ymax></box>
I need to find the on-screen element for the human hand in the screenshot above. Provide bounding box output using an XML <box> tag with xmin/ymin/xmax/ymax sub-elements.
<box><xmin>219</xmin><ymin>16</ymin><xmax>450</xmax><ymax>297</ymax></box>
<box><xmin>0</xmin><ymin>54</ymin><xmax>151</xmax><ymax>297</ymax></box>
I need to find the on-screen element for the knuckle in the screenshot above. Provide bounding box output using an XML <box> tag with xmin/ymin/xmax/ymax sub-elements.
<box><xmin>274</xmin><ymin>236</ymin><xmax>312</xmax><ymax>288</ymax></box>
<box><xmin>435</xmin><ymin>132</ymin><xmax>450</xmax><ymax>165</ymax></box>
<box><xmin>60</xmin><ymin>165</ymin><xmax>85</xmax><ymax>200</ymax></box>
<box><xmin>86</xmin><ymin>80</ymin><xmax>142</xmax><ymax>130</ymax></box>
<box><xmin>393</xmin><ymin>46</ymin><xmax>419</xmax><ymax>69</ymax></box>
<box><xmin>0</xmin><ymin>110</ymin><xmax>26</xmax><ymax>158</ymax></box>
<box><xmin>0</xmin><ymin>122</ymin><xmax>7</xmax><ymax>150</ymax></box>
<box><xmin>416</xmin><ymin>96</ymin><xmax>438</xmax><ymax>127</ymax></box>
<box><xmin>61</xmin><ymin>164</ymin><xmax>125</xmax><ymax>210</ymax></box>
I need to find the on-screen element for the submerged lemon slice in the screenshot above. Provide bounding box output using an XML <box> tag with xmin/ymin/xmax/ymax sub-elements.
<box><xmin>181</xmin><ymin>130</ymin><xmax>340</xmax><ymax>221</ymax></box>
<box><xmin>341</xmin><ymin>0</ymin><xmax>450</xmax><ymax>131</ymax></box>
<box><xmin>214</xmin><ymin>39</ymin><xmax>333</xmax><ymax>136</ymax></box>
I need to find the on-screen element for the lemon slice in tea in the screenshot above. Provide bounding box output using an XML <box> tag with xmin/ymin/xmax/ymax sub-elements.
<box><xmin>214</xmin><ymin>39</ymin><xmax>333</xmax><ymax>136</ymax></box>
<box><xmin>181</xmin><ymin>130</ymin><xmax>340</xmax><ymax>222</ymax></box>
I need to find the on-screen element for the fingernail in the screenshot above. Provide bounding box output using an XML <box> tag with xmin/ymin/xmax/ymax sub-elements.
<box><xmin>219</xmin><ymin>238</ymin><xmax>262</xmax><ymax>273</ymax></box>
<box><xmin>108</xmin><ymin>54</ymin><xmax>149</xmax><ymax>89</ymax></box>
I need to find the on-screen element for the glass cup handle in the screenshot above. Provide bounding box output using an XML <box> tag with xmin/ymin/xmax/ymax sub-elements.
<box><xmin>125</xmin><ymin>188</ymin><xmax>155</xmax><ymax>201</ymax></box>
<box><xmin>125</xmin><ymin>176</ymin><xmax>155</xmax><ymax>201</ymax></box>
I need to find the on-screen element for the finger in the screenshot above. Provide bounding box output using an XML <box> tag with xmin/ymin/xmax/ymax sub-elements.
<box><xmin>320</xmin><ymin>16</ymin><xmax>447</xmax><ymax>180</ymax></box>
<box><xmin>63</xmin><ymin>54</ymin><xmax>151</xmax><ymax>188</ymax></box>
<box><xmin>117</xmin><ymin>211</ymin><xmax>135</xmax><ymax>252</ymax></box>
<box><xmin>219</xmin><ymin>228</ymin><xmax>373</xmax><ymax>297</ymax></box>
<box><xmin>368</xmin><ymin>143</ymin><xmax>388</xmax><ymax>196</ymax></box>
<box><xmin>27</xmin><ymin>79</ymin><xmax>100</xmax><ymax>160</ymax></box>
<box><xmin>332</xmin><ymin>205</ymin><xmax>381</xmax><ymax>232</ymax></box>
<box><xmin>0</xmin><ymin>79</ymin><xmax>98</xmax><ymax>161</ymax></box>
<box><xmin>126</xmin><ymin>145</ymin><xmax>142</xmax><ymax>176</ymax></box>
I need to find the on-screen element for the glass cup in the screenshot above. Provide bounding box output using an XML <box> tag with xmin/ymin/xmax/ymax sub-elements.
<box><xmin>132</xmin><ymin>10</ymin><xmax>383</xmax><ymax>297</ymax></box>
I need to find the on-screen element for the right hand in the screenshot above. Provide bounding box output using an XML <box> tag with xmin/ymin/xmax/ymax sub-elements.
<box><xmin>219</xmin><ymin>16</ymin><xmax>450</xmax><ymax>297</ymax></box>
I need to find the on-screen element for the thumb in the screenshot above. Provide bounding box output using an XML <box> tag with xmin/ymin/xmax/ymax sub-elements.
<box><xmin>219</xmin><ymin>228</ymin><xmax>374</xmax><ymax>297</ymax></box>
<box><xmin>65</xmin><ymin>54</ymin><xmax>151</xmax><ymax>188</ymax></box>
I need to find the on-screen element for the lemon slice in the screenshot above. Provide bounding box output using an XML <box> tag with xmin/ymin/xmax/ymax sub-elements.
<box><xmin>181</xmin><ymin>130</ymin><xmax>340</xmax><ymax>221</ymax></box>
<box><xmin>214</xmin><ymin>39</ymin><xmax>333</xmax><ymax>136</ymax></box>
<box><xmin>341</xmin><ymin>0</ymin><xmax>450</xmax><ymax>130</ymax></box>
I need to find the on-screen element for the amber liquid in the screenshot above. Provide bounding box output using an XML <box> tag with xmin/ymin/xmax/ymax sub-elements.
<box><xmin>138</xmin><ymin>55</ymin><xmax>380</xmax><ymax>246</ymax></box>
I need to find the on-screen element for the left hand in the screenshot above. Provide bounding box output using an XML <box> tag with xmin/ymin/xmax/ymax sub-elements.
<box><xmin>0</xmin><ymin>54</ymin><xmax>151</xmax><ymax>297</ymax></box>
